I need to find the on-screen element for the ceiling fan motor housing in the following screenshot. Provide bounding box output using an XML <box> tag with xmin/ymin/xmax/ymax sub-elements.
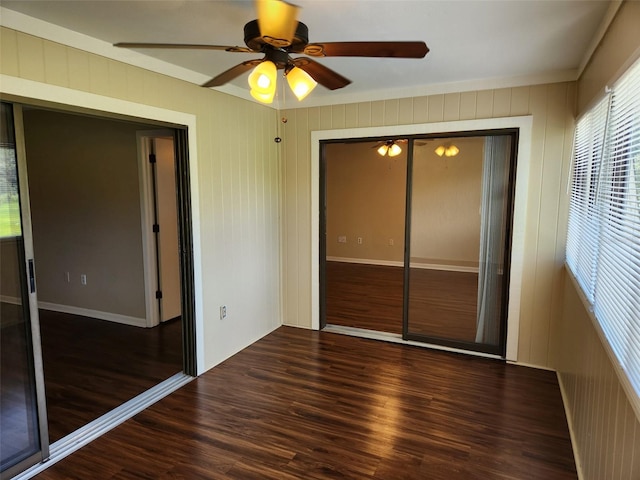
<box><xmin>243</xmin><ymin>19</ymin><xmax>309</xmax><ymax>52</ymax></box>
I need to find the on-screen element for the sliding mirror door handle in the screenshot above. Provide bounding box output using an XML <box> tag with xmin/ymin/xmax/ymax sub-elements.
<box><xmin>28</xmin><ymin>258</ymin><xmax>36</xmax><ymax>293</ymax></box>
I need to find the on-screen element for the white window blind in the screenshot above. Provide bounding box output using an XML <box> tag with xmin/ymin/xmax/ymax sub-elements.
<box><xmin>567</xmin><ymin>58</ymin><xmax>640</xmax><ymax>399</ymax></box>
<box><xmin>566</xmin><ymin>95</ymin><xmax>610</xmax><ymax>302</ymax></box>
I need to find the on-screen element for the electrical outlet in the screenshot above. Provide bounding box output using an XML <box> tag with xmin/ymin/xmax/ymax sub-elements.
<box><xmin>388</xmin><ymin>238</ymin><xmax>394</xmax><ymax>246</ymax></box>
<box><xmin>80</xmin><ymin>274</ymin><xmax>87</xmax><ymax>285</ymax></box>
<box><xmin>220</xmin><ymin>305</ymin><xmax>227</xmax><ymax>319</ymax></box>
<box><xmin>357</xmin><ymin>236</ymin><xmax>363</xmax><ymax>245</ymax></box>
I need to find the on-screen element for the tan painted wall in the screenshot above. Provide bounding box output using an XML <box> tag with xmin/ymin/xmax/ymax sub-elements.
<box><xmin>410</xmin><ymin>136</ymin><xmax>483</xmax><ymax>266</ymax></box>
<box><xmin>325</xmin><ymin>136</ymin><xmax>485</xmax><ymax>268</ymax></box>
<box><xmin>282</xmin><ymin>83</ymin><xmax>575</xmax><ymax>370</ymax></box>
<box><xmin>23</xmin><ymin>109</ymin><xmax>146</xmax><ymax>318</ymax></box>
<box><xmin>577</xmin><ymin>0</ymin><xmax>640</xmax><ymax>114</ymax></box>
<box><xmin>0</xmin><ymin>27</ymin><xmax>281</xmax><ymax>371</ymax></box>
<box><xmin>325</xmin><ymin>141</ymin><xmax>406</xmax><ymax>263</ymax></box>
<box><xmin>554</xmin><ymin>2</ymin><xmax>640</xmax><ymax>479</ymax></box>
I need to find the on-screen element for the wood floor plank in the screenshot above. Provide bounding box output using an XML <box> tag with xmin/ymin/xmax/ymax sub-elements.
<box><xmin>35</xmin><ymin>327</ymin><xmax>576</xmax><ymax>479</ymax></box>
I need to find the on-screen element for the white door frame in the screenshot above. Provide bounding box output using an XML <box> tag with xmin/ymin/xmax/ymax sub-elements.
<box><xmin>0</xmin><ymin>75</ymin><xmax>206</xmax><ymax>375</ymax></box>
<box><xmin>136</xmin><ymin>130</ymin><xmax>175</xmax><ymax>328</ymax></box>
<box><xmin>311</xmin><ymin>116</ymin><xmax>533</xmax><ymax>362</ymax></box>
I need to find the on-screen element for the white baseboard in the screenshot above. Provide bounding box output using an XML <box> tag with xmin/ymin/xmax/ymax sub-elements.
<box><xmin>326</xmin><ymin>256</ymin><xmax>479</xmax><ymax>273</ymax></box>
<box><xmin>506</xmin><ymin>360</ymin><xmax>556</xmax><ymax>371</ymax></box>
<box><xmin>1</xmin><ymin>294</ymin><xmax>21</xmax><ymax>305</ymax></box>
<box><xmin>557</xmin><ymin>372</ymin><xmax>584</xmax><ymax>480</ymax></box>
<box><xmin>409</xmin><ymin>262</ymin><xmax>479</xmax><ymax>273</ymax></box>
<box><xmin>326</xmin><ymin>256</ymin><xmax>403</xmax><ymax>267</ymax></box>
<box><xmin>38</xmin><ymin>301</ymin><xmax>147</xmax><ymax>328</ymax></box>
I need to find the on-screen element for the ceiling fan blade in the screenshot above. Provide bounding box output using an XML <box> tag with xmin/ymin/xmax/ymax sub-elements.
<box><xmin>256</xmin><ymin>0</ymin><xmax>300</xmax><ymax>48</ymax></box>
<box><xmin>114</xmin><ymin>42</ymin><xmax>253</xmax><ymax>53</ymax></box>
<box><xmin>300</xmin><ymin>41</ymin><xmax>429</xmax><ymax>58</ymax></box>
<box><xmin>201</xmin><ymin>59</ymin><xmax>263</xmax><ymax>88</ymax></box>
<box><xmin>291</xmin><ymin>58</ymin><xmax>351</xmax><ymax>91</ymax></box>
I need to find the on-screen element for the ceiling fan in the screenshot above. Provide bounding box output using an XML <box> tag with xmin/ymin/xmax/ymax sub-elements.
<box><xmin>114</xmin><ymin>0</ymin><xmax>429</xmax><ymax>103</ymax></box>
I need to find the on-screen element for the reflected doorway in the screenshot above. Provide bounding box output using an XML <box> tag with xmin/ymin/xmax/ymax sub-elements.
<box><xmin>21</xmin><ymin>108</ymin><xmax>184</xmax><ymax>443</ymax></box>
<box><xmin>1</xmin><ymin>98</ymin><xmax>197</xmax><ymax>480</ymax></box>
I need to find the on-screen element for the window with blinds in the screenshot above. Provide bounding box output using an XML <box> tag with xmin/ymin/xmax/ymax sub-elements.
<box><xmin>566</xmin><ymin>57</ymin><xmax>640</xmax><ymax>400</ymax></box>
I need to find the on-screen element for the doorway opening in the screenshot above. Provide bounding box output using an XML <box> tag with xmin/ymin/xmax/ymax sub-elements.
<box><xmin>1</xmin><ymin>101</ymin><xmax>197</xmax><ymax>478</ymax></box>
<box><xmin>320</xmin><ymin>129</ymin><xmax>519</xmax><ymax>358</ymax></box>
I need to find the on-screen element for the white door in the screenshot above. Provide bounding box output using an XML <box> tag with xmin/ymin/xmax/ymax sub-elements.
<box><xmin>154</xmin><ymin>137</ymin><xmax>181</xmax><ymax>322</ymax></box>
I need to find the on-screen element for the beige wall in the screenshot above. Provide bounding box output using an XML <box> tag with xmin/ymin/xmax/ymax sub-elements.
<box><xmin>282</xmin><ymin>82</ymin><xmax>575</xmax><ymax>370</ymax></box>
<box><xmin>557</xmin><ymin>272</ymin><xmax>640</xmax><ymax>479</ymax></box>
<box><xmin>577</xmin><ymin>0</ymin><xmax>640</xmax><ymax>114</ymax></box>
<box><xmin>410</xmin><ymin>136</ymin><xmax>483</xmax><ymax>266</ymax></box>
<box><xmin>553</xmin><ymin>2</ymin><xmax>640</xmax><ymax>479</ymax></box>
<box><xmin>0</xmin><ymin>27</ymin><xmax>282</xmax><ymax>371</ymax></box>
<box><xmin>325</xmin><ymin>141</ymin><xmax>406</xmax><ymax>263</ymax></box>
<box><xmin>23</xmin><ymin>109</ymin><xmax>147</xmax><ymax>319</ymax></box>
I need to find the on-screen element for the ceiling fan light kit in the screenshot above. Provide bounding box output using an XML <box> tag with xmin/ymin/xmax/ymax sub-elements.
<box><xmin>435</xmin><ymin>144</ymin><xmax>460</xmax><ymax>157</ymax></box>
<box><xmin>114</xmin><ymin>0</ymin><xmax>429</xmax><ymax>104</ymax></box>
<box><xmin>377</xmin><ymin>140</ymin><xmax>403</xmax><ymax>157</ymax></box>
<box><xmin>248</xmin><ymin>60</ymin><xmax>277</xmax><ymax>102</ymax></box>
<box><xmin>286</xmin><ymin>66</ymin><xmax>318</xmax><ymax>101</ymax></box>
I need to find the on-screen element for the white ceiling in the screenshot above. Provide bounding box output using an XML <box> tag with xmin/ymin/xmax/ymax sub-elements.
<box><xmin>0</xmin><ymin>0</ymin><xmax>613</xmax><ymax>108</ymax></box>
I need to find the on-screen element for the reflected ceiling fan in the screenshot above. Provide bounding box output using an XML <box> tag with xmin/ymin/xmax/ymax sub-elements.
<box><xmin>114</xmin><ymin>0</ymin><xmax>429</xmax><ymax>104</ymax></box>
<box><xmin>374</xmin><ymin>139</ymin><xmax>429</xmax><ymax>157</ymax></box>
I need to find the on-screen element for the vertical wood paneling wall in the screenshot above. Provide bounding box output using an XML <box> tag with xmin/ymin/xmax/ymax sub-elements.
<box><xmin>0</xmin><ymin>27</ymin><xmax>282</xmax><ymax>371</ymax></box>
<box><xmin>554</xmin><ymin>2</ymin><xmax>640</xmax><ymax>479</ymax></box>
<box><xmin>281</xmin><ymin>83</ymin><xmax>576</xmax><ymax>369</ymax></box>
<box><xmin>558</xmin><ymin>273</ymin><xmax>640</xmax><ymax>479</ymax></box>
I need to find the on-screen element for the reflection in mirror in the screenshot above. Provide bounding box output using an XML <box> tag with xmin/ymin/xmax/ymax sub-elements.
<box><xmin>324</xmin><ymin>141</ymin><xmax>407</xmax><ymax>334</ymax></box>
<box><xmin>321</xmin><ymin>132</ymin><xmax>515</xmax><ymax>357</ymax></box>
<box><xmin>407</xmin><ymin>135</ymin><xmax>513</xmax><ymax>354</ymax></box>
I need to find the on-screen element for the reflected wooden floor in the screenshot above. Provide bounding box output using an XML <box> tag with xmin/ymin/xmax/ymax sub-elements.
<box><xmin>407</xmin><ymin>268</ymin><xmax>479</xmax><ymax>342</ymax></box>
<box><xmin>35</xmin><ymin>327</ymin><xmax>577</xmax><ymax>479</ymax></box>
<box><xmin>39</xmin><ymin>310</ymin><xmax>182</xmax><ymax>442</ymax></box>
<box><xmin>326</xmin><ymin>261</ymin><xmax>479</xmax><ymax>341</ymax></box>
<box><xmin>326</xmin><ymin>261</ymin><xmax>404</xmax><ymax>334</ymax></box>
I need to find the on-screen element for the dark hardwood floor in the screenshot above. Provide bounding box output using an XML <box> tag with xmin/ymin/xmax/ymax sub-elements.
<box><xmin>35</xmin><ymin>327</ymin><xmax>577</xmax><ymax>480</ymax></box>
<box><xmin>39</xmin><ymin>310</ymin><xmax>182</xmax><ymax>442</ymax></box>
<box><xmin>326</xmin><ymin>261</ymin><xmax>480</xmax><ymax>342</ymax></box>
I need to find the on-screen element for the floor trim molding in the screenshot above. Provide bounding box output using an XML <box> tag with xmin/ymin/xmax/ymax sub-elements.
<box><xmin>38</xmin><ymin>302</ymin><xmax>147</xmax><ymax>328</ymax></box>
<box><xmin>322</xmin><ymin>324</ymin><xmax>502</xmax><ymax>360</ymax></box>
<box><xmin>557</xmin><ymin>372</ymin><xmax>585</xmax><ymax>480</ymax></box>
<box><xmin>326</xmin><ymin>257</ymin><xmax>480</xmax><ymax>273</ymax></box>
<box><xmin>12</xmin><ymin>373</ymin><xmax>193</xmax><ymax>480</ymax></box>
